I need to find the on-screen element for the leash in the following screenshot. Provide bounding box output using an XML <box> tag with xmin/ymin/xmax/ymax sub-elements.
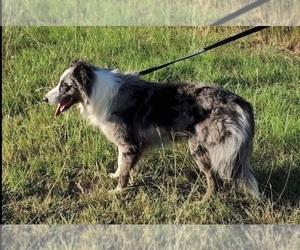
<box><xmin>211</xmin><ymin>0</ymin><xmax>269</xmax><ymax>25</ymax></box>
<box><xmin>138</xmin><ymin>26</ymin><xmax>269</xmax><ymax>76</ymax></box>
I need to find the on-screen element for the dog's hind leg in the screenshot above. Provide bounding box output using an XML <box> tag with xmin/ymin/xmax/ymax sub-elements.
<box><xmin>189</xmin><ymin>139</ymin><xmax>217</xmax><ymax>203</ymax></box>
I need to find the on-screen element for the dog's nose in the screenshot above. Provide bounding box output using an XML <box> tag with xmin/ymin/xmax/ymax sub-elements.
<box><xmin>43</xmin><ymin>96</ymin><xmax>49</xmax><ymax>103</ymax></box>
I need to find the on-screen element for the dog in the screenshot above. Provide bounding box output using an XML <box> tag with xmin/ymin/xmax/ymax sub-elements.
<box><xmin>44</xmin><ymin>59</ymin><xmax>259</xmax><ymax>202</ymax></box>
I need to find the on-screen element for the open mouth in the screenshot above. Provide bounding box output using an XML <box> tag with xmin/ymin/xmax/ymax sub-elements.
<box><xmin>55</xmin><ymin>97</ymin><xmax>75</xmax><ymax>116</ymax></box>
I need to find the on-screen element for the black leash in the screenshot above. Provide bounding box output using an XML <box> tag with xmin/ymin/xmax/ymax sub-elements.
<box><xmin>138</xmin><ymin>26</ymin><xmax>269</xmax><ymax>76</ymax></box>
<box><xmin>210</xmin><ymin>0</ymin><xmax>269</xmax><ymax>25</ymax></box>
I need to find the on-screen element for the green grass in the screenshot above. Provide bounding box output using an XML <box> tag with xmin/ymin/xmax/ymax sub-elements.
<box><xmin>2</xmin><ymin>27</ymin><xmax>300</xmax><ymax>224</ymax></box>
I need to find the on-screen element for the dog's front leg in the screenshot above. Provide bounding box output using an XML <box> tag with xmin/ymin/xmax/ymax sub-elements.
<box><xmin>112</xmin><ymin>146</ymin><xmax>141</xmax><ymax>193</ymax></box>
<box><xmin>108</xmin><ymin>147</ymin><xmax>123</xmax><ymax>179</ymax></box>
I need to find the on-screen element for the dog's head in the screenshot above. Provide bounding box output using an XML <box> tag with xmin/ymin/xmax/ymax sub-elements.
<box><xmin>44</xmin><ymin>59</ymin><xmax>94</xmax><ymax>116</ymax></box>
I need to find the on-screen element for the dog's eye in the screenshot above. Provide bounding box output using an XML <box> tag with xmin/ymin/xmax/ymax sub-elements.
<box><xmin>60</xmin><ymin>83</ymin><xmax>72</xmax><ymax>91</ymax></box>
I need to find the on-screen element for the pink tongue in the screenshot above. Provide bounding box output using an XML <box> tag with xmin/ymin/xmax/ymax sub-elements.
<box><xmin>55</xmin><ymin>104</ymin><xmax>62</xmax><ymax>116</ymax></box>
<box><xmin>55</xmin><ymin>99</ymin><xmax>70</xmax><ymax>117</ymax></box>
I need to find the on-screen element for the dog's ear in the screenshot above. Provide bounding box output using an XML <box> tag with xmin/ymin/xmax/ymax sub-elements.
<box><xmin>72</xmin><ymin>60</ymin><xmax>93</xmax><ymax>87</ymax></box>
<box><xmin>70</xmin><ymin>58</ymin><xmax>84</xmax><ymax>68</ymax></box>
<box><xmin>71</xmin><ymin>60</ymin><xmax>94</xmax><ymax>102</ymax></box>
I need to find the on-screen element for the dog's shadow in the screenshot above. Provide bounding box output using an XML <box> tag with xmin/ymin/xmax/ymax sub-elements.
<box><xmin>64</xmin><ymin>155</ymin><xmax>299</xmax><ymax>206</ymax></box>
<box><xmin>126</xmin><ymin>158</ymin><xmax>300</xmax><ymax>205</ymax></box>
<box><xmin>255</xmin><ymin>163</ymin><xmax>300</xmax><ymax>205</ymax></box>
<box><xmin>125</xmin><ymin>165</ymin><xmax>227</xmax><ymax>203</ymax></box>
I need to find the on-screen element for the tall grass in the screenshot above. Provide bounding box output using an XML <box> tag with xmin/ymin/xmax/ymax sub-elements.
<box><xmin>2</xmin><ymin>27</ymin><xmax>300</xmax><ymax>224</ymax></box>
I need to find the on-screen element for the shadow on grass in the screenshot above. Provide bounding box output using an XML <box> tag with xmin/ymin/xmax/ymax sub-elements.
<box><xmin>256</xmin><ymin>164</ymin><xmax>300</xmax><ymax>206</ymax></box>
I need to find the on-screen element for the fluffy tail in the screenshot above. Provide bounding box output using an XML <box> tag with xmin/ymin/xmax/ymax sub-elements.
<box><xmin>210</xmin><ymin>125</ymin><xmax>260</xmax><ymax>199</ymax></box>
<box><xmin>233</xmin><ymin>154</ymin><xmax>260</xmax><ymax>199</ymax></box>
<box><xmin>242</xmin><ymin>172</ymin><xmax>260</xmax><ymax>199</ymax></box>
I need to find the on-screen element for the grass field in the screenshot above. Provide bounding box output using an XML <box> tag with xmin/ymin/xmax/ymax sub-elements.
<box><xmin>2</xmin><ymin>27</ymin><xmax>300</xmax><ymax>224</ymax></box>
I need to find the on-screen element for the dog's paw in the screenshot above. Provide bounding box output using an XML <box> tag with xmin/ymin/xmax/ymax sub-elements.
<box><xmin>108</xmin><ymin>189</ymin><xmax>121</xmax><ymax>195</ymax></box>
<box><xmin>128</xmin><ymin>177</ymin><xmax>134</xmax><ymax>186</ymax></box>
<box><xmin>108</xmin><ymin>187</ymin><xmax>130</xmax><ymax>195</ymax></box>
<box><xmin>108</xmin><ymin>172</ymin><xmax>120</xmax><ymax>179</ymax></box>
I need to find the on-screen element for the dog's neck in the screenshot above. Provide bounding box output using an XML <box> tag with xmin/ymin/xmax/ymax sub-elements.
<box><xmin>80</xmin><ymin>69</ymin><xmax>122</xmax><ymax>125</ymax></box>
